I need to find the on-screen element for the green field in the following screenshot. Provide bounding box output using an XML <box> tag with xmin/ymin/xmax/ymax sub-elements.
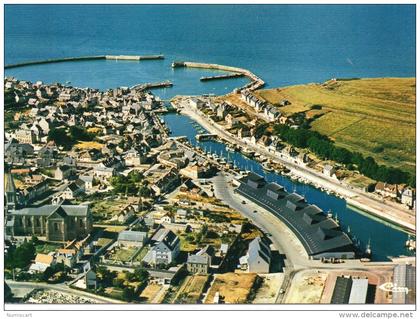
<box><xmin>256</xmin><ymin>78</ymin><xmax>416</xmax><ymax>174</ymax></box>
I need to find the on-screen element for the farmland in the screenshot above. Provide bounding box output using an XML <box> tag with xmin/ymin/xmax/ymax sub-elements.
<box><xmin>255</xmin><ymin>78</ymin><xmax>416</xmax><ymax>174</ymax></box>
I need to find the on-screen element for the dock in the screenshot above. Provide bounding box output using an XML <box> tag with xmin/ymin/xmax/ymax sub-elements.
<box><xmin>200</xmin><ymin>73</ymin><xmax>244</xmax><ymax>82</ymax></box>
<box><xmin>171</xmin><ymin>61</ymin><xmax>265</xmax><ymax>92</ymax></box>
<box><xmin>5</xmin><ymin>54</ymin><xmax>164</xmax><ymax>69</ymax></box>
<box><xmin>105</xmin><ymin>55</ymin><xmax>164</xmax><ymax>61</ymax></box>
<box><xmin>130</xmin><ymin>80</ymin><xmax>173</xmax><ymax>91</ymax></box>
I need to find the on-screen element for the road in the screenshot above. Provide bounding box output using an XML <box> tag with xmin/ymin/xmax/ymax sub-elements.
<box><xmin>6</xmin><ymin>280</ymin><xmax>124</xmax><ymax>304</ymax></box>
<box><xmin>210</xmin><ymin>172</ymin><xmax>401</xmax><ymax>303</ymax></box>
<box><xmin>179</xmin><ymin>103</ymin><xmax>415</xmax><ymax>233</ymax></box>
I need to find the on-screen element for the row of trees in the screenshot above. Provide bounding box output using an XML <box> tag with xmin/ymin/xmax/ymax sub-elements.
<box><xmin>273</xmin><ymin>124</ymin><xmax>415</xmax><ymax>187</ymax></box>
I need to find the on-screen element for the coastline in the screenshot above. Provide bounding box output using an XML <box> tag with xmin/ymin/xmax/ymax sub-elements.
<box><xmin>177</xmin><ymin>103</ymin><xmax>416</xmax><ymax>234</ymax></box>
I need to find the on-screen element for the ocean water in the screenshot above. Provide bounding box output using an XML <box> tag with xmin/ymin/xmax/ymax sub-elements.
<box><xmin>4</xmin><ymin>4</ymin><xmax>416</xmax><ymax>260</ymax></box>
<box><xmin>5</xmin><ymin>4</ymin><xmax>416</xmax><ymax>96</ymax></box>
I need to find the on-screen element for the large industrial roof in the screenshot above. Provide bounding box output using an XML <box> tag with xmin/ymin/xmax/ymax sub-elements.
<box><xmin>236</xmin><ymin>174</ymin><xmax>354</xmax><ymax>256</ymax></box>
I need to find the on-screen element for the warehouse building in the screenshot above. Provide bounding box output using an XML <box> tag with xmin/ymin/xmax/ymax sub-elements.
<box><xmin>235</xmin><ymin>173</ymin><xmax>354</xmax><ymax>259</ymax></box>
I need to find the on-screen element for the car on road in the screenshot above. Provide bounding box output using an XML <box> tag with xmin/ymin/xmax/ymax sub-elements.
<box><xmin>253</xmin><ymin>210</ymin><xmax>257</xmax><ymax>213</ymax></box>
<box><xmin>242</xmin><ymin>200</ymin><xmax>246</xmax><ymax>204</ymax></box>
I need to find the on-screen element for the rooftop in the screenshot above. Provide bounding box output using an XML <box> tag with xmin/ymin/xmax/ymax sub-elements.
<box><xmin>236</xmin><ymin>173</ymin><xmax>354</xmax><ymax>257</ymax></box>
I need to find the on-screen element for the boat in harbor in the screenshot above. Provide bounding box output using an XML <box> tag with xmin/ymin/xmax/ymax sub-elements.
<box><xmin>262</xmin><ymin>162</ymin><xmax>274</xmax><ymax>172</ymax></box>
<box><xmin>365</xmin><ymin>238</ymin><xmax>372</xmax><ymax>258</ymax></box>
<box><xmin>405</xmin><ymin>235</ymin><xmax>416</xmax><ymax>251</ymax></box>
<box><xmin>241</xmin><ymin>148</ymin><xmax>255</xmax><ymax>158</ymax></box>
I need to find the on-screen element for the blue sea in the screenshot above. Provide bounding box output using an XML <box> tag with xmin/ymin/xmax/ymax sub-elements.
<box><xmin>4</xmin><ymin>4</ymin><xmax>416</xmax><ymax>260</ymax></box>
<box><xmin>5</xmin><ymin>4</ymin><xmax>416</xmax><ymax>98</ymax></box>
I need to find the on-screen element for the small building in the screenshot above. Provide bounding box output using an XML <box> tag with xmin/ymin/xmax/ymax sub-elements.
<box><xmin>14</xmin><ymin>129</ymin><xmax>36</xmax><ymax>144</ymax></box>
<box><xmin>331</xmin><ymin>276</ymin><xmax>369</xmax><ymax>304</ymax></box>
<box><xmin>175</xmin><ymin>209</ymin><xmax>188</xmax><ymax>222</ymax></box>
<box><xmin>401</xmin><ymin>188</ymin><xmax>415</xmax><ymax>208</ymax></box>
<box><xmin>79</xmin><ymin>175</ymin><xmax>94</xmax><ymax>191</ymax></box>
<box><xmin>348</xmin><ymin>278</ymin><xmax>369</xmax><ymax>304</ymax></box>
<box><xmin>147</xmin><ymin>229</ymin><xmax>180</xmax><ymax>265</ymax></box>
<box><xmin>117</xmin><ymin>230</ymin><xmax>148</xmax><ymax>248</ymax></box>
<box><xmin>323</xmin><ymin>164</ymin><xmax>337</xmax><ymax>179</ymax></box>
<box><xmin>111</xmin><ymin>206</ymin><xmax>135</xmax><ymax>224</ymax></box>
<box><xmin>55</xmin><ymin>165</ymin><xmax>75</xmax><ymax>181</ymax></box>
<box><xmin>29</xmin><ymin>253</ymin><xmax>55</xmax><ymax>273</ymax></box>
<box><xmin>56</xmin><ymin>249</ymin><xmax>78</xmax><ymax>268</ymax></box>
<box><xmin>239</xmin><ymin>236</ymin><xmax>271</xmax><ymax>273</ymax></box>
<box><xmin>375</xmin><ymin>182</ymin><xmax>399</xmax><ymax>198</ymax></box>
<box><xmin>187</xmin><ymin>254</ymin><xmax>210</xmax><ymax>274</ymax></box>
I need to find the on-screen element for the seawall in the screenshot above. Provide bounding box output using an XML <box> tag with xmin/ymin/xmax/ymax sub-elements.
<box><xmin>172</xmin><ymin>61</ymin><xmax>265</xmax><ymax>91</ymax></box>
<box><xmin>5</xmin><ymin>54</ymin><xmax>164</xmax><ymax>69</ymax></box>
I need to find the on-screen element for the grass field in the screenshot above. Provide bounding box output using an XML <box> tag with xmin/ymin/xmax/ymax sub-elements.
<box><xmin>204</xmin><ymin>273</ymin><xmax>258</xmax><ymax>304</ymax></box>
<box><xmin>108</xmin><ymin>247</ymin><xmax>136</xmax><ymax>262</ymax></box>
<box><xmin>256</xmin><ymin>78</ymin><xmax>416</xmax><ymax>174</ymax></box>
<box><xmin>174</xmin><ymin>275</ymin><xmax>209</xmax><ymax>304</ymax></box>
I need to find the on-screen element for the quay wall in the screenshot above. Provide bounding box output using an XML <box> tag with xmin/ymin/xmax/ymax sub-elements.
<box><xmin>200</xmin><ymin>73</ymin><xmax>244</xmax><ymax>81</ymax></box>
<box><xmin>130</xmin><ymin>80</ymin><xmax>173</xmax><ymax>91</ymax></box>
<box><xmin>180</xmin><ymin>61</ymin><xmax>265</xmax><ymax>91</ymax></box>
<box><xmin>5</xmin><ymin>54</ymin><xmax>164</xmax><ymax>69</ymax></box>
<box><xmin>105</xmin><ymin>54</ymin><xmax>164</xmax><ymax>61</ymax></box>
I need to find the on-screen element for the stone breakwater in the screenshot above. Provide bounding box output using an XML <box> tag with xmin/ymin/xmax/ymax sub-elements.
<box><xmin>5</xmin><ymin>54</ymin><xmax>164</xmax><ymax>69</ymax></box>
<box><xmin>172</xmin><ymin>61</ymin><xmax>265</xmax><ymax>92</ymax></box>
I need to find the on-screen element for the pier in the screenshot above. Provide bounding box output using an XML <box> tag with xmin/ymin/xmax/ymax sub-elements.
<box><xmin>171</xmin><ymin>61</ymin><xmax>265</xmax><ymax>92</ymax></box>
<box><xmin>105</xmin><ymin>54</ymin><xmax>164</xmax><ymax>61</ymax></box>
<box><xmin>130</xmin><ymin>80</ymin><xmax>173</xmax><ymax>91</ymax></box>
<box><xmin>200</xmin><ymin>73</ymin><xmax>244</xmax><ymax>82</ymax></box>
<box><xmin>5</xmin><ymin>54</ymin><xmax>164</xmax><ymax>69</ymax></box>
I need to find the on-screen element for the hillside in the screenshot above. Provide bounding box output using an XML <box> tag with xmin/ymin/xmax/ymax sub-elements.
<box><xmin>255</xmin><ymin>78</ymin><xmax>416</xmax><ymax>175</ymax></box>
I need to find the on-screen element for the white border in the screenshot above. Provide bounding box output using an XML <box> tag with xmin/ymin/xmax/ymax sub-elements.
<box><xmin>1</xmin><ymin>0</ymin><xmax>418</xmax><ymax>317</ymax></box>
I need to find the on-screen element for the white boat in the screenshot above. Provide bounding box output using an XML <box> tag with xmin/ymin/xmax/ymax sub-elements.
<box><xmin>262</xmin><ymin>163</ymin><xmax>274</xmax><ymax>172</ymax></box>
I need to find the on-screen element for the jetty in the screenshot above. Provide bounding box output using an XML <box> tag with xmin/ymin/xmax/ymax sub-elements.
<box><xmin>105</xmin><ymin>55</ymin><xmax>164</xmax><ymax>61</ymax></box>
<box><xmin>200</xmin><ymin>73</ymin><xmax>244</xmax><ymax>82</ymax></box>
<box><xmin>130</xmin><ymin>80</ymin><xmax>173</xmax><ymax>91</ymax></box>
<box><xmin>5</xmin><ymin>54</ymin><xmax>164</xmax><ymax>69</ymax></box>
<box><xmin>171</xmin><ymin>61</ymin><xmax>265</xmax><ymax>91</ymax></box>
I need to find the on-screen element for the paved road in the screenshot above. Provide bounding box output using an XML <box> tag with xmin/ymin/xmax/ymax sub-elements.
<box><xmin>181</xmin><ymin>104</ymin><xmax>415</xmax><ymax>233</ymax></box>
<box><xmin>6</xmin><ymin>280</ymin><xmax>124</xmax><ymax>304</ymax></box>
<box><xmin>210</xmin><ymin>172</ymin><xmax>401</xmax><ymax>303</ymax></box>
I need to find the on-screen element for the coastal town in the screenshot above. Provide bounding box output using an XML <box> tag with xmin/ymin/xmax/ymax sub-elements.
<box><xmin>3</xmin><ymin>59</ymin><xmax>416</xmax><ymax>306</ymax></box>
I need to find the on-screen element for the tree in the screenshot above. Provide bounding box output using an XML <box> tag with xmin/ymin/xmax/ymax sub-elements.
<box><xmin>134</xmin><ymin>268</ymin><xmax>149</xmax><ymax>282</ymax></box>
<box><xmin>96</xmin><ymin>266</ymin><xmax>116</xmax><ymax>287</ymax></box>
<box><xmin>48</xmin><ymin>128</ymin><xmax>72</xmax><ymax>149</ymax></box>
<box><xmin>138</xmin><ymin>185</ymin><xmax>151</xmax><ymax>197</ymax></box>
<box><xmin>122</xmin><ymin>287</ymin><xmax>136</xmax><ymax>302</ymax></box>
<box><xmin>69</xmin><ymin>126</ymin><xmax>94</xmax><ymax>141</ymax></box>
<box><xmin>8</xmin><ymin>240</ymin><xmax>36</xmax><ymax>269</ymax></box>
